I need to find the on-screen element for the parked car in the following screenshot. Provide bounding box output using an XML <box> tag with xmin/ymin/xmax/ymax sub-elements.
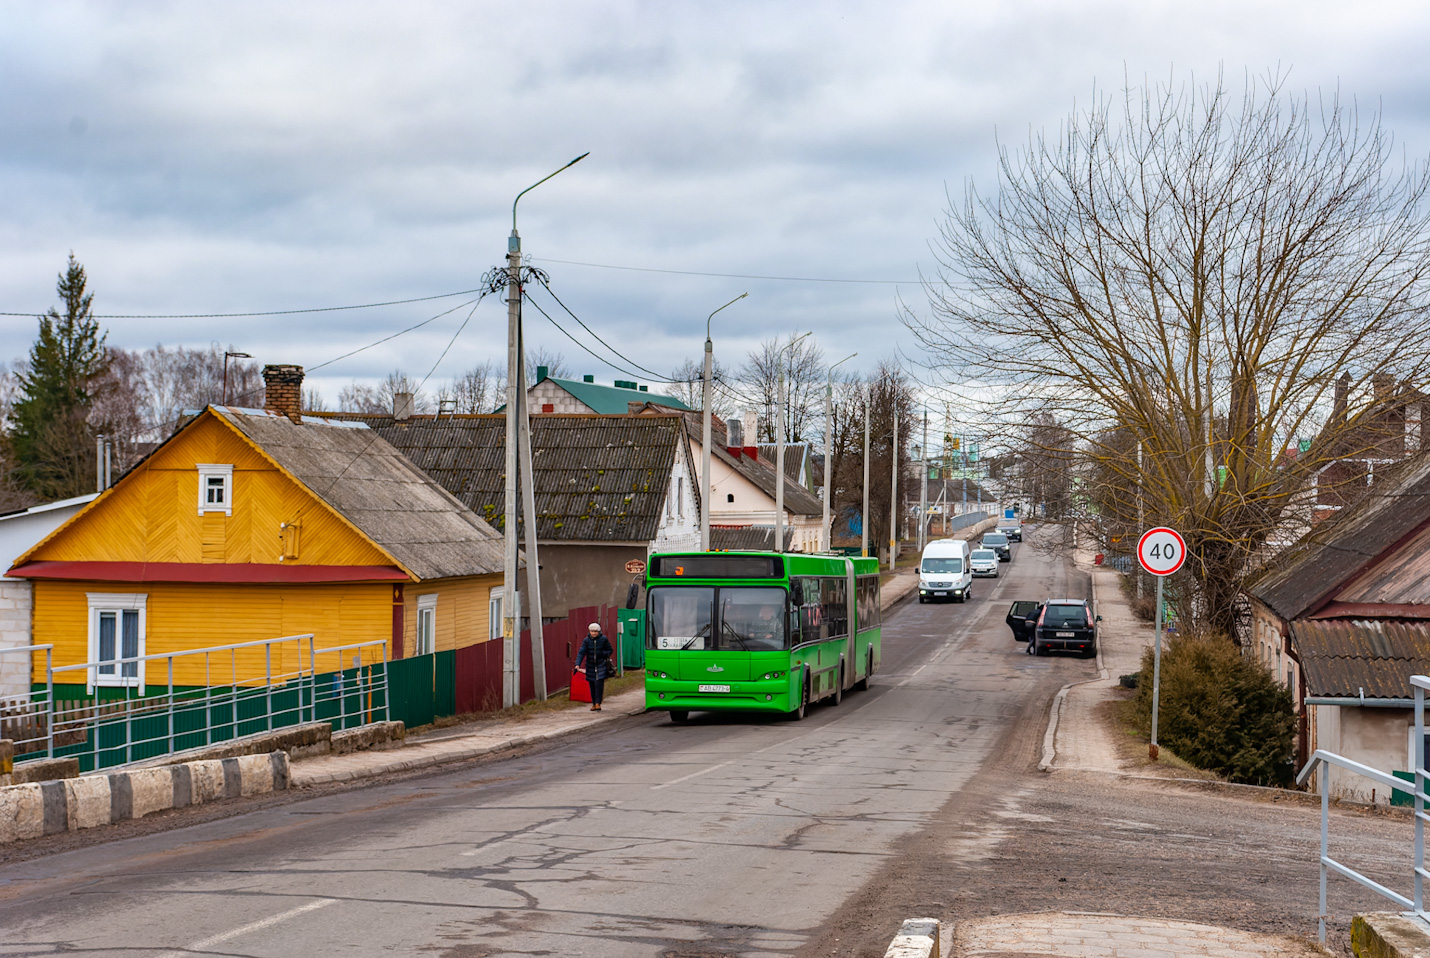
<box><xmin>1025</xmin><ymin>598</ymin><xmax>1100</xmax><ymax>658</ymax></box>
<box><xmin>980</xmin><ymin>531</ymin><xmax>1012</xmax><ymax>562</ymax></box>
<box><xmin>970</xmin><ymin>548</ymin><xmax>1000</xmax><ymax>577</ymax></box>
<box><xmin>996</xmin><ymin>519</ymin><xmax>1022</xmax><ymax>541</ymax></box>
<box><xmin>919</xmin><ymin>538</ymin><xmax>972</xmax><ymax>603</ymax></box>
<box><xmin>1006</xmin><ymin>600</ymin><xmax>1041</xmax><ymax>642</ymax></box>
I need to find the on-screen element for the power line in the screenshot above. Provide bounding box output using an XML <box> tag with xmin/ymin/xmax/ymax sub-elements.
<box><xmin>535</xmin><ymin>257</ymin><xmax>919</xmax><ymax>285</ymax></box>
<box><xmin>307</xmin><ymin>297</ymin><xmax>481</xmax><ymax>372</ymax></box>
<box><xmin>0</xmin><ymin>287</ymin><xmax>487</xmax><ymax>320</ymax></box>
<box><xmin>522</xmin><ymin>293</ymin><xmax>675</xmax><ymax>386</ymax></box>
<box><xmin>528</xmin><ymin>276</ymin><xmax>677</xmax><ymax>383</ymax></box>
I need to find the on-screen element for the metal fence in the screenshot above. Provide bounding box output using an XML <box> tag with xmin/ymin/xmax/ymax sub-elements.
<box><xmin>0</xmin><ymin>635</ymin><xmax>388</xmax><ymax>772</ymax></box>
<box><xmin>1296</xmin><ymin>672</ymin><xmax>1430</xmax><ymax>942</ymax></box>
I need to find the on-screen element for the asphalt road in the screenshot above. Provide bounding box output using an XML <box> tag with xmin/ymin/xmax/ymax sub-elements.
<box><xmin>0</xmin><ymin>530</ymin><xmax>1401</xmax><ymax>956</ymax></box>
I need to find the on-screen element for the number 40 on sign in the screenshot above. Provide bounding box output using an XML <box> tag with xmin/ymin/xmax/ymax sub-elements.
<box><xmin>1137</xmin><ymin>527</ymin><xmax>1186</xmax><ymax>577</ymax></box>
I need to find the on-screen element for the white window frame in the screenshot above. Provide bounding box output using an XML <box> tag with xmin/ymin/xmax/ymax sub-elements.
<box><xmin>416</xmin><ymin>593</ymin><xmax>438</xmax><ymax>657</ymax></box>
<box><xmin>86</xmin><ymin>593</ymin><xmax>147</xmax><ymax>691</ymax></box>
<box><xmin>197</xmin><ymin>464</ymin><xmax>234</xmax><ymax>516</ymax></box>
<box><xmin>489</xmin><ymin>589</ymin><xmax>505</xmax><ymax>641</ymax></box>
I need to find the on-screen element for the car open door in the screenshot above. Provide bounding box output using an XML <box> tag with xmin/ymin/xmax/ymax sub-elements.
<box><xmin>1006</xmin><ymin>601</ymin><xmax>1040</xmax><ymax>642</ymax></box>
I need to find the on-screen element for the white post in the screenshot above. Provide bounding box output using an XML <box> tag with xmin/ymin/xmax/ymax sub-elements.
<box><xmin>1151</xmin><ymin>574</ymin><xmax>1164</xmax><ymax>756</ymax></box>
<box><xmin>516</xmin><ymin>338</ymin><xmax>547</xmax><ymax>701</ymax></box>
<box><xmin>919</xmin><ymin>411</ymin><xmax>928</xmax><ymax>552</ymax></box>
<box><xmin>776</xmin><ymin>350</ymin><xmax>786</xmax><ymax>554</ymax></box>
<box><xmin>888</xmin><ymin>407</ymin><xmax>898</xmax><ymax>571</ymax></box>
<box><xmin>701</xmin><ymin>333</ymin><xmax>713</xmax><ymax>552</ymax></box>
<box><xmin>823</xmin><ymin>383</ymin><xmax>833</xmax><ymax>551</ymax></box>
<box><xmin>503</xmin><ymin>230</ymin><xmax>521</xmax><ymax>708</ymax></box>
<box><xmin>861</xmin><ymin>383</ymin><xmax>871</xmax><ymax>558</ymax></box>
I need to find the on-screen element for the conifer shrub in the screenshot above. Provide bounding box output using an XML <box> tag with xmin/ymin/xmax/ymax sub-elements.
<box><xmin>1133</xmin><ymin>630</ymin><xmax>1296</xmax><ymax>786</ymax></box>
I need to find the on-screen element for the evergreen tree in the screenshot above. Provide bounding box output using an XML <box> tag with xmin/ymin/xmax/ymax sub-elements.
<box><xmin>8</xmin><ymin>253</ymin><xmax>109</xmax><ymax>499</ymax></box>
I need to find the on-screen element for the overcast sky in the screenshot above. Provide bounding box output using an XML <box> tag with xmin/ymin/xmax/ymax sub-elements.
<box><xmin>2</xmin><ymin>1</ymin><xmax>1428</xmax><ymax>408</ymax></box>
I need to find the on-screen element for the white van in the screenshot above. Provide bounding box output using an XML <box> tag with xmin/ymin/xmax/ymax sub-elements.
<box><xmin>919</xmin><ymin>538</ymin><xmax>973</xmax><ymax>603</ymax></box>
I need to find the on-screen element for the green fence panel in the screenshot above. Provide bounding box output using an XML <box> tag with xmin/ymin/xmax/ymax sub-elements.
<box><xmin>387</xmin><ymin>654</ymin><xmax>436</xmax><ymax>730</ymax></box>
<box><xmin>434</xmin><ymin>650</ymin><xmax>456</xmax><ymax>720</ymax></box>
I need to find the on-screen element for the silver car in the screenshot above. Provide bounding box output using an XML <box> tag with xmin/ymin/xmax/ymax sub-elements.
<box><xmin>970</xmin><ymin>548</ymin><xmax>1000</xmax><ymax>577</ymax></box>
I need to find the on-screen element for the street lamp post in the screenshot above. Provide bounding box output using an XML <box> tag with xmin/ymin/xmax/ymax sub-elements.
<box><xmin>502</xmin><ymin>152</ymin><xmax>588</xmax><ymax>708</ymax></box>
<box><xmin>775</xmin><ymin>332</ymin><xmax>812</xmax><ymax>554</ymax></box>
<box><xmin>823</xmin><ymin>353</ymin><xmax>856</xmax><ymax>551</ymax></box>
<box><xmin>861</xmin><ymin>382</ymin><xmax>871</xmax><ymax>557</ymax></box>
<box><xmin>701</xmin><ymin>293</ymin><xmax>747</xmax><ymax>552</ymax></box>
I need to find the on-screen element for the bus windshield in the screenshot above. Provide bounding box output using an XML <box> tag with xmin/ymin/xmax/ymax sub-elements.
<box><xmin>719</xmin><ymin>587</ymin><xmax>787</xmax><ymax>651</ymax></box>
<box><xmin>647</xmin><ymin>586</ymin><xmax>788</xmax><ymax>651</ymax></box>
<box><xmin>922</xmin><ymin>558</ymin><xmax>962</xmax><ymax>573</ymax></box>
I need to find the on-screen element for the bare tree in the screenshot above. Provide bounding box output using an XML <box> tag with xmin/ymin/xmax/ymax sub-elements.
<box><xmin>450</xmin><ymin>362</ymin><xmax>499</xmax><ymax>414</ymax></box>
<box><xmin>828</xmin><ymin>362</ymin><xmax>914</xmax><ymax>557</ymax></box>
<box><xmin>908</xmin><ymin>72</ymin><xmax>1430</xmax><ymax>634</ymax></box>
<box><xmin>302</xmin><ymin>386</ymin><xmax>326</xmax><ymax>413</ymax></box>
<box><xmin>668</xmin><ymin>356</ymin><xmax>738</xmax><ymax>418</ymax></box>
<box><xmin>742</xmin><ymin>334</ymin><xmax>826</xmax><ymax>441</ymax></box>
<box><xmin>338</xmin><ymin>370</ymin><xmax>434</xmax><ymax>415</ymax></box>
<box><xmin>525</xmin><ymin>347</ymin><xmax>568</xmax><ymax>382</ymax></box>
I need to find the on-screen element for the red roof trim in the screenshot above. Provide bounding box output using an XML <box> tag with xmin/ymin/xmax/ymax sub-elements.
<box><xmin>6</xmin><ymin>561</ymin><xmax>411</xmax><ymax>584</ymax></box>
<box><xmin>1308</xmin><ymin>601</ymin><xmax>1430</xmax><ymax>620</ymax></box>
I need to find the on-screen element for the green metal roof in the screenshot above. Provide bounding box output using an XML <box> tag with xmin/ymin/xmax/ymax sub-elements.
<box><xmin>544</xmin><ymin>376</ymin><xmax>690</xmax><ymax>414</ymax></box>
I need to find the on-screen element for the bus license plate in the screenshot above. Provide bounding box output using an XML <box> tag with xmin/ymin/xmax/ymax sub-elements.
<box><xmin>1056</xmin><ymin>631</ymin><xmax>1074</xmax><ymax>637</ymax></box>
<box><xmin>698</xmin><ymin>684</ymin><xmax>730</xmax><ymax>693</ymax></box>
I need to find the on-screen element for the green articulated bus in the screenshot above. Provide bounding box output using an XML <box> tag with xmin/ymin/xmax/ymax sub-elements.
<box><xmin>643</xmin><ymin>551</ymin><xmax>882</xmax><ymax>722</ymax></box>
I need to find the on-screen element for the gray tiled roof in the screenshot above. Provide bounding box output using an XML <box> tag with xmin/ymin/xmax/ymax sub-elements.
<box><xmin>1249</xmin><ymin>453</ymin><xmax>1430</xmax><ymax>620</ymax></box>
<box><xmin>1290</xmin><ymin>618</ymin><xmax>1430</xmax><ymax>699</ymax></box>
<box><xmin>710</xmin><ymin>525</ymin><xmax>795</xmax><ymax>551</ymax></box>
<box><xmin>326</xmin><ymin>413</ymin><xmax>690</xmax><ymax>543</ymax></box>
<box><xmin>214</xmin><ymin>407</ymin><xmax>505</xmax><ymax>580</ymax></box>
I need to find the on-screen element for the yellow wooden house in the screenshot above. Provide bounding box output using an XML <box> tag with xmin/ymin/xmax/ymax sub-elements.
<box><xmin>7</xmin><ymin>390</ymin><xmax>506</xmax><ymax>698</ymax></box>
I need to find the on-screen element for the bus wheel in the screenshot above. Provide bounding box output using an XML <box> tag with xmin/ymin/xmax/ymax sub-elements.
<box><xmin>855</xmin><ymin>651</ymin><xmax>872</xmax><ymax>692</ymax></box>
<box><xmin>831</xmin><ymin>664</ymin><xmax>844</xmax><ymax>706</ymax></box>
<box><xmin>789</xmin><ymin>672</ymin><xmax>809</xmax><ymax>721</ymax></box>
<box><xmin>669</xmin><ymin>710</ymin><xmax>689</xmax><ymax>723</ymax></box>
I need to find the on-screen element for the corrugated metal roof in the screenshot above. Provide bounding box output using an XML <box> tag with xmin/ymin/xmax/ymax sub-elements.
<box><xmin>710</xmin><ymin>525</ymin><xmax>795</xmax><ymax>551</ymax></box>
<box><xmin>328</xmin><ymin>413</ymin><xmax>687</xmax><ymax>543</ymax></box>
<box><xmin>214</xmin><ymin>407</ymin><xmax>505</xmax><ymax>580</ymax></box>
<box><xmin>1248</xmin><ymin>453</ymin><xmax>1430</xmax><ymax>620</ymax></box>
<box><xmin>1290</xmin><ymin>618</ymin><xmax>1430</xmax><ymax>699</ymax></box>
<box><xmin>543</xmin><ymin>377</ymin><xmax>690</xmax><ymax>415</ymax></box>
<box><xmin>757</xmin><ymin>444</ymin><xmax>810</xmax><ymax>485</ymax></box>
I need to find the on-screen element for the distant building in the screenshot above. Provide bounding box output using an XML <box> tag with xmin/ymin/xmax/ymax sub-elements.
<box><xmin>525</xmin><ymin>368</ymin><xmax>690</xmax><ymax>415</ymax></box>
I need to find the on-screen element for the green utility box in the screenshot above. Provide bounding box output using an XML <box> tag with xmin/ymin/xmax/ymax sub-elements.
<box><xmin>617</xmin><ymin>609</ymin><xmax>646</xmax><ymax>670</ymax></box>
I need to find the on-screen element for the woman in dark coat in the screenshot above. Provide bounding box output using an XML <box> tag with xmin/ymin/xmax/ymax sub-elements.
<box><xmin>575</xmin><ymin>622</ymin><xmax>615</xmax><ymax>711</ymax></box>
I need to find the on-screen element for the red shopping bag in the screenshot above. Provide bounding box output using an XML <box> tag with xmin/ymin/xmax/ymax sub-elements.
<box><xmin>570</xmin><ymin>670</ymin><xmax>592</xmax><ymax>703</ymax></box>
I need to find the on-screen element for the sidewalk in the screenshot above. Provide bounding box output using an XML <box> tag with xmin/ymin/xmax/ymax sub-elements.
<box><xmin>1042</xmin><ymin>556</ymin><xmax>1154</xmax><ymax>774</ymax></box>
<box><xmin>953</xmin><ymin>912</ymin><xmax>1325</xmax><ymax>957</ymax></box>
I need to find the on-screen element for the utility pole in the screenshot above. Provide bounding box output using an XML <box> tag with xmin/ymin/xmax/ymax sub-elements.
<box><xmin>823</xmin><ymin>353</ymin><xmax>856</xmax><ymax>552</ymax></box>
<box><xmin>888</xmin><ymin>406</ymin><xmax>898</xmax><ymax>571</ymax></box>
<box><xmin>701</xmin><ymin>293</ymin><xmax>746</xmax><ymax>552</ymax></box>
<box><xmin>861</xmin><ymin>382</ymin><xmax>871</xmax><ymax>557</ymax></box>
<box><xmin>775</xmin><ymin>331</ymin><xmax>812</xmax><ymax>555</ymax></box>
<box><xmin>919</xmin><ymin>410</ymin><xmax>928</xmax><ymax>552</ymax></box>
<box><xmin>501</xmin><ymin>153</ymin><xmax>586</xmax><ymax>709</ymax></box>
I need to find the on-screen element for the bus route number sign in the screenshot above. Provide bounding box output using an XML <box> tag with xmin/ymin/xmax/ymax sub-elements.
<box><xmin>1137</xmin><ymin>527</ymin><xmax>1186</xmax><ymax>577</ymax></box>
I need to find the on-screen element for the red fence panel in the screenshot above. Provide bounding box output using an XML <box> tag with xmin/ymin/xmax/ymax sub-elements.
<box><xmin>455</xmin><ymin>640</ymin><xmax>503</xmax><ymax>714</ymax></box>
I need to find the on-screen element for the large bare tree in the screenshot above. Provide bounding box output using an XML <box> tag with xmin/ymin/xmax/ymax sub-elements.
<box><xmin>909</xmin><ymin>73</ymin><xmax>1430</xmax><ymax>634</ymax></box>
<box><xmin>742</xmin><ymin>333</ymin><xmax>826</xmax><ymax>442</ymax></box>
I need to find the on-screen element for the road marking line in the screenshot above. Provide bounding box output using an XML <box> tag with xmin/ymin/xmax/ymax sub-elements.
<box><xmin>155</xmin><ymin>898</ymin><xmax>336</xmax><ymax>957</ymax></box>
<box><xmin>651</xmin><ymin>761</ymin><xmax>731</xmax><ymax>790</ymax></box>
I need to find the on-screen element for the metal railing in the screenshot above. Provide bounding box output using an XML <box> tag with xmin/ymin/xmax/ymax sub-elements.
<box><xmin>1296</xmin><ymin>672</ymin><xmax>1430</xmax><ymax>942</ymax></box>
<box><xmin>1</xmin><ymin>635</ymin><xmax>389</xmax><ymax>772</ymax></box>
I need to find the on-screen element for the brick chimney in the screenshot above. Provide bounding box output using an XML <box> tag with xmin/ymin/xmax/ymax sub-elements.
<box><xmin>263</xmin><ymin>364</ymin><xmax>304</xmax><ymax>423</ymax></box>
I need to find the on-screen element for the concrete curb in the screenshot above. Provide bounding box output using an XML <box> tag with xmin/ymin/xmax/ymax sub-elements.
<box><xmin>0</xmin><ymin>751</ymin><xmax>288</xmax><ymax>844</ymax></box>
<box><xmin>1352</xmin><ymin>911</ymin><xmax>1430</xmax><ymax>957</ymax></box>
<box><xmin>885</xmin><ymin>917</ymin><xmax>942</xmax><ymax>957</ymax></box>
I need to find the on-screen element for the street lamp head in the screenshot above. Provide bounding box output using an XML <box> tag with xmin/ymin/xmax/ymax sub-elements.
<box><xmin>706</xmin><ymin>292</ymin><xmax>748</xmax><ymax>341</ymax></box>
<box><xmin>511</xmin><ymin>152</ymin><xmax>591</xmax><ymax>236</ymax></box>
<box><xmin>226</xmin><ymin>351</ymin><xmax>252</xmax><ymax>359</ymax></box>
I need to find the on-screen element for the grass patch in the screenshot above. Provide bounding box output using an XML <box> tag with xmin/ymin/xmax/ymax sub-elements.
<box><xmin>1103</xmin><ymin>693</ymin><xmax>1222</xmax><ymax>780</ymax></box>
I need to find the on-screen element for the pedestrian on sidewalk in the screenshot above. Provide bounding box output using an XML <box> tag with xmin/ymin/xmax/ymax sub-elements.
<box><xmin>575</xmin><ymin>622</ymin><xmax>615</xmax><ymax>711</ymax></box>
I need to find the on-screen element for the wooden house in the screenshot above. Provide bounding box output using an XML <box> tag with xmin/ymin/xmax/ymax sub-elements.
<box><xmin>6</xmin><ymin>367</ymin><xmax>505</xmax><ymax>700</ymax></box>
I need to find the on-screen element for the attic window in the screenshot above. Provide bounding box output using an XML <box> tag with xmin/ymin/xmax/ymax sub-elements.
<box><xmin>197</xmin><ymin>464</ymin><xmax>234</xmax><ymax>516</ymax></box>
<box><xmin>727</xmin><ymin>493</ymin><xmax>735</xmax><ymax>503</ymax></box>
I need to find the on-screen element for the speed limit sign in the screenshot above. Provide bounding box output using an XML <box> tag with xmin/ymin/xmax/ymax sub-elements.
<box><xmin>1137</xmin><ymin>527</ymin><xmax>1186</xmax><ymax>577</ymax></box>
